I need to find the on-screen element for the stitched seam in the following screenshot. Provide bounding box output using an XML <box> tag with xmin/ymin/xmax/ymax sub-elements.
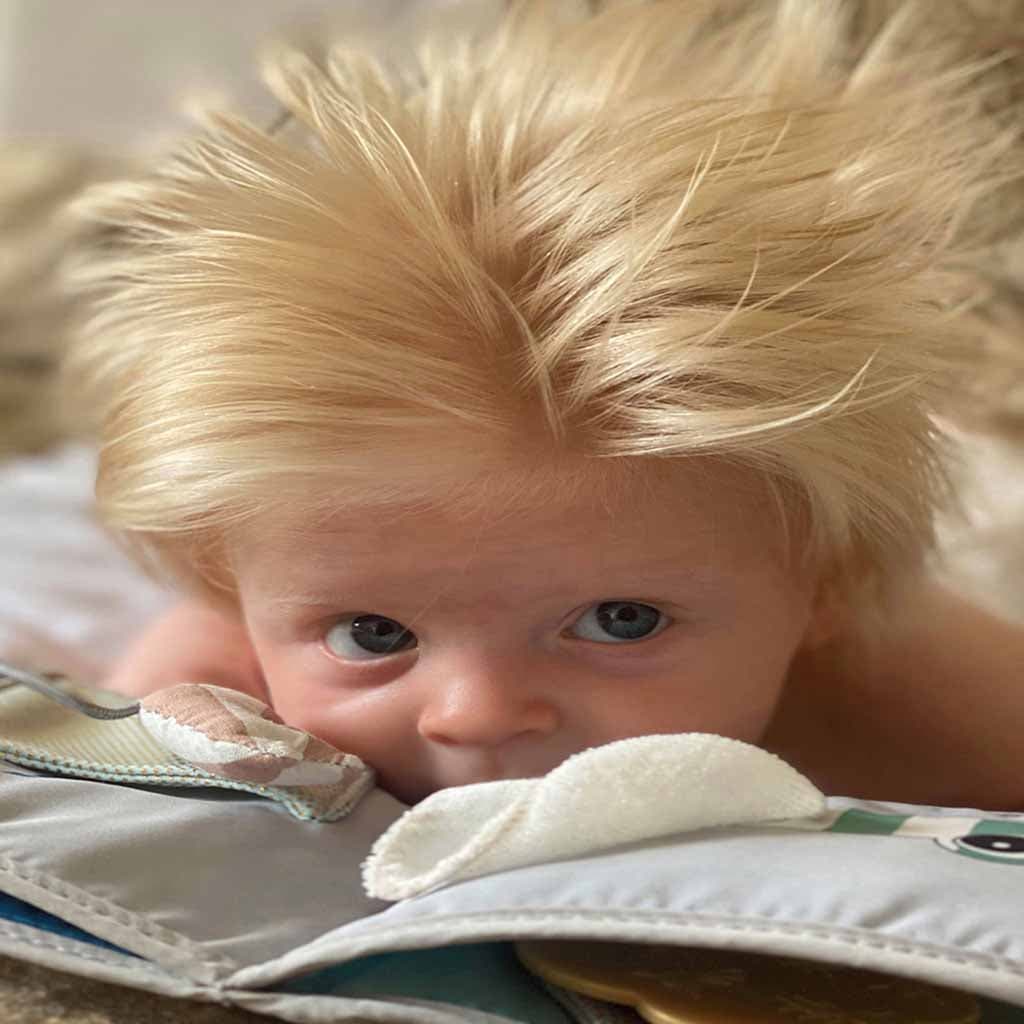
<box><xmin>4</xmin><ymin>748</ymin><xmax>292</xmax><ymax>794</ymax></box>
<box><xmin>332</xmin><ymin>908</ymin><xmax>1024</xmax><ymax>977</ymax></box>
<box><xmin>0</xmin><ymin>751</ymin><xmax>356</xmax><ymax>821</ymax></box>
<box><xmin>0</xmin><ymin>854</ymin><xmax>235</xmax><ymax>971</ymax></box>
<box><xmin>1</xmin><ymin>744</ymin><xmax>197</xmax><ymax>776</ymax></box>
<box><xmin>0</xmin><ymin>921</ymin><xmax>168</xmax><ymax>975</ymax></box>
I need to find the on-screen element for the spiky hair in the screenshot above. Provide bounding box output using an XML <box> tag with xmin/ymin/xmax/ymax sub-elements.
<box><xmin>66</xmin><ymin>0</ymin><xmax>1023</xmax><ymax>611</ymax></box>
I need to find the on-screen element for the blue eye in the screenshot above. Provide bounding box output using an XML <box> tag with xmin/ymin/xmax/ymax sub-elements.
<box><xmin>324</xmin><ymin>614</ymin><xmax>417</xmax><ymax>661</ymax></box>
<box><xmin>569</xmin><ymin>601</ymin><xmax>670</xmax><ymax>644</ymax></box>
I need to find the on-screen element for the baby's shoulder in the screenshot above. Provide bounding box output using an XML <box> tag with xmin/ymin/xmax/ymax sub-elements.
<box><xmin>763</xmin><ymin>581</ymin><xmax>1024</xmax><ymax>810</ymax></box>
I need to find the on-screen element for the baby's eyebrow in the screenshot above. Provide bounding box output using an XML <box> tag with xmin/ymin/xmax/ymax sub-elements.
<box><xmin>261</xmin><ymin>565</ymin><xmax>727</xmax><ymax>612</ymax></box>
<box><xmin>263</xmin><ymin>590</ymin><xmax>356</xmax><ymax>611</ymax></box>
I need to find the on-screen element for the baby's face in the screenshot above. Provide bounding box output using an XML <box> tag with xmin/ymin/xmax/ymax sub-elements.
<box><xmin>230</xmin><ymin>464</ymin><xmax>825</xmax><ymax>804</ymax></box>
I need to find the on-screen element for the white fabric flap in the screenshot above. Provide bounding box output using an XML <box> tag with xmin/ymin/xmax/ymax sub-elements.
<box><xmin>362</xmin><ymin>733</ymin><xmax>825</xmax><ymax>900</ymax></box>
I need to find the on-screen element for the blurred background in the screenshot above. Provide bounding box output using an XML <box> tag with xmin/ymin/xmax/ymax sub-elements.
<box><xmin>0</xmin><ymin>0</ymin><xmax>508</xmax><ymax>457</ymax></box>
<box><xmin>0</xmin><ymin>0</ymin><xmax>506</xmax><ymax>145</ymax></box>
<box><xmin>0</xmin><ymin>0</ymin><xmax>332</xmax><ymax>146</ymax></box>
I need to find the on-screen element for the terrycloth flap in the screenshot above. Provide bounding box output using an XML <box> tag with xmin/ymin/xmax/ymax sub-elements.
<box><xmin>362</xmin><ymin>733</ymin><xmax>826</xmax><ymax>900</ymax></box>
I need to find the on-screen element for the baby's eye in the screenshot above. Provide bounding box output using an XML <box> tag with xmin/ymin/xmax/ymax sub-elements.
<box><xmin>324</xmin><ymin>614</ymin><xmax>418</xmax><ymax>661</ymax></box>
<box><xmin>568</xmin><ymin>601</ymin><xmax>671</xmax><ymax>644</ymax></box>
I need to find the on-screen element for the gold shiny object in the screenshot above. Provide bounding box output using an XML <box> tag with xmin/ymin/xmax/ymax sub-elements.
<box><xmin>516</xmin><ymin>940</ymin><xmax>980</xmax><ymax>1024</ymax></box>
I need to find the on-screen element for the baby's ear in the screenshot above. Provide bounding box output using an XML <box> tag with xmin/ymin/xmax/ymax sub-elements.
<box><xmin>800</xmin><ymin>576</ymin><xmax>845</xmax><ymax>652</ymax></box>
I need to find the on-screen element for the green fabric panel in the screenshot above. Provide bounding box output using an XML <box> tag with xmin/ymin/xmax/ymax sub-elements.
<box><xmin>970</xmin><ymin>820</ymin><xmax>1024</xmax><ymax>838</ymax></box>
<box><xmin>828</xmin><ymin>809</ymin><xmax>906</xmax><ymax>835</ymax></box>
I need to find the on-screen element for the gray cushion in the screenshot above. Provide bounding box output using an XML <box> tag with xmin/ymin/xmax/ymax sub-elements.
<box><xmin>1</xmin><ymin>764</ymin><xmax>1023</xmax><ymax>1021</ymax></box>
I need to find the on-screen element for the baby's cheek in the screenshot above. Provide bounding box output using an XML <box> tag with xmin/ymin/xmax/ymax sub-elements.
<box><xmin>262</xmin><ymin>668</ymin><xmax>411</xmax><ymax>768</ymax></box>
<box><xmin>268</xmin><ymin>679</ymin><xmax>352</xmax><ymax>744</ymax></box>
<box><xmin>252</xmin><ymin>649</ymin><xmax>347</xmax><ymax>737</ymax></box>
<box><xmin>596</xmin><ymin>655</ymin><xmax>788</xmax><ymax>744</ymax></box>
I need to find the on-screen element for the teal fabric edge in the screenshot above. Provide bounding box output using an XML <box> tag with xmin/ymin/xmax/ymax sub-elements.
<box><xmin>274</xmin><ymin>942</ymin><xmax>571</xmax><ymax>1024</ymax></box>
<box><xmin>0</xmin><ymin>890</ymin><xmax>139</xmax><ymax>957</ymax></box>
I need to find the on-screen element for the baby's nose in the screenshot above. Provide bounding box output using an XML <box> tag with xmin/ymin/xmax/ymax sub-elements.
<box><xmin>417</xmin><ymin>662</ymin><xmax>560</xmax><ymax>748</ymax></box>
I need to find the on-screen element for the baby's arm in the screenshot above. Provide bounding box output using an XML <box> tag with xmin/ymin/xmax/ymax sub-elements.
<box><xmin>105</xmin><ymin>600</ymin><xmax>268</xmax><ymax>702</ymax></box>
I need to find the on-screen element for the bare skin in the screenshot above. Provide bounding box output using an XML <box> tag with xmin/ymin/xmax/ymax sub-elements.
<box><xmin>762</xmin><ymin>578</ymin><xmax>1024</xmax><ymax>811</ymax></box>
<box><xmin>105</xmin><ymin>465</ymin><xmax>1024</xmax><ymax>810</ymax></box>
<box><xmin>107</xmin><ymin>601</ymin><xmax>268</xmax><ymax>703</ymax></box>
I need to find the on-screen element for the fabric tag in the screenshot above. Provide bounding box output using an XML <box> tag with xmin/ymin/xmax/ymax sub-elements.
<box><xmin>0</xmin><ymin>677</ymin><xmax>374</xmax><ymax>821</ymax></box>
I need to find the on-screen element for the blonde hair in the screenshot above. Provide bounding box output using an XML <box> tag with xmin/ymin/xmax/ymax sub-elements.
<box><xmin>66</xmin><ymin>0</ymin><xmax>1023</xmax><ymax>618</ymax></box>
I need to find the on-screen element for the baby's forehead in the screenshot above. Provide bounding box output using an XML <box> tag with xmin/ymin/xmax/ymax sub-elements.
<box><xmin>250</xmin><ymin>454</ymin><xmax>773</xmax><ymax>529</ymax></box>
<box><xmin>227</xmin><ymin>462</ymin><xmax>794</xmax><ymax>591</ymax></box>
<box><xmin>243</xmin><ymin>464</ymin><xmax>748</xmax><ymax>540</ymax></box>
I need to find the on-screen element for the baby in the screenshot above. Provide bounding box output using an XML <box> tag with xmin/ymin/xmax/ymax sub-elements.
<box><xmin>67</xmin><ymin>1</ymin><xmax>1024</xmax><ymax>807</ymax></box>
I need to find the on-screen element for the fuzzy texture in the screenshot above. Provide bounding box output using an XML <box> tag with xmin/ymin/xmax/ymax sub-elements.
<box><xmin>362</xmin><ymin>733</ymin><xmax>824</xmax><ymax>900</ymax></box>
<box><xmin>0</xmin><ymin>144</ymin><xmax>124</xmax><ymax>457</ymax></box>
<box><xmin>64</xmin><ymin>0</ymin><xmax>1024</xmax><ymax>616</ymax></box>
